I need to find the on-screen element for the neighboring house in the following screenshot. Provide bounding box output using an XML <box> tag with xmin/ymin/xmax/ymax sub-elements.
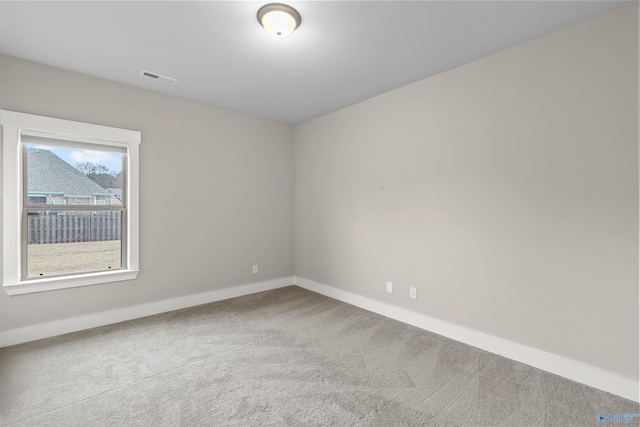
<box><xmin>27</xmin><ymin>148</ymin><xmax>119</xmax><ymax>206</ymax></box>
<box><xmin>107</xmin><ymin>188</ymin><xmax>122</xmax><ymax>201</ymax></box>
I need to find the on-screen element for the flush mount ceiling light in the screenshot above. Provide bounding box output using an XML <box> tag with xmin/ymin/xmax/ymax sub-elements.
<box><xmin>257</xmin><ymin>3</ymin><xmax>301</xmax><ymax>37</ymax></box>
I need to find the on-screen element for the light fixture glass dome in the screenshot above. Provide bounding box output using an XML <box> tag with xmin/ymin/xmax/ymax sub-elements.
<box><xmin>258</xmin><ymin>3</ymin><xmax>301</xmax><ymax>37</ymax></box>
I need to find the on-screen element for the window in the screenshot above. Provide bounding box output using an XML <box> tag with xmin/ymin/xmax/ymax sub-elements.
<box><xmin>1</xmin><ymin>110</ymin><xmax>140</xmax><ymax>295</ymax></box>
<box><xmin>27</xmin><ymin>195</ymin><xmax>47</xmax><ymax>204</ymax></box>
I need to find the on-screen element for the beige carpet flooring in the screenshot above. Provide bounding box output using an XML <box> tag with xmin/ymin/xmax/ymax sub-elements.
<box><xmin>1</xmin><ymin>286</ymin><xmax>638</xmax><ymax>426</ymax></box>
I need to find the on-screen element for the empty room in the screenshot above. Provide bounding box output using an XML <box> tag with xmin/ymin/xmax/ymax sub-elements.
<box><xmin>0</xmin><ymin>1</ymin><xmax>638</xmax><ymax>426</ymax></box>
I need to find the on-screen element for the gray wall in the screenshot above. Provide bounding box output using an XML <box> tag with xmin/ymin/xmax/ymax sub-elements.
<box><xmin>294</xmin><ymin>5</ymin><xmax>638</xmax><ymax>380</ymax></box>
<box><xmin>0</xmin><ymin>54</ymin><xmax>295</xmax><ymax>330</ymax></box>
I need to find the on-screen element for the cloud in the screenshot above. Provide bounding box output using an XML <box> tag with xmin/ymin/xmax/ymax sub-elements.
<box><xmin>69</xmin><ymin>149</ymin><xmax>118</xmax><ymax>165</ymax></box>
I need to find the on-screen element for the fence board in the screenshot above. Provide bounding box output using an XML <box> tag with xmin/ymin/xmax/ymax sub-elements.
<box><xmin>28</xmin><ymin>212</ymin><xmax>121</xmax><ymax>244</ymax></box>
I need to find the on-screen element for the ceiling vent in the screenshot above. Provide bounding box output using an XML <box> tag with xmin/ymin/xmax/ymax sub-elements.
<box><xmin>140</xmin><ymin>70</ymin><xmax>177</xmax><ymax>85</ymax></box>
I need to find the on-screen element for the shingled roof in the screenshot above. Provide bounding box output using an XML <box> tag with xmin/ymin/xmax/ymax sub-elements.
<box><xmin>27</xmin><ymin>148</ymin><xmax>112</xmax><ymax>197</ymax></box>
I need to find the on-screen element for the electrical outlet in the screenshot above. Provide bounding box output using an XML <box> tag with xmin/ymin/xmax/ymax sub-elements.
<box><xmin>386</xmin><ymin>282</ymin><xmax>393</xmax><ymax>294</ymax></box>
<box><xmin>410</xmin><ymin>287</ymin><xmax>417</xmax><ymax>299</ymax></box>
<box><xmin>252</xmin><ymin>265</ymin><xmax>258</xmax><ymax>274</ymax></box>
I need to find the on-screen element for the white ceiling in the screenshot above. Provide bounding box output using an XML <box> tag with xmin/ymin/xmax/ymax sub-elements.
<box><xmin>0</xmin><ymin>1</ymin><xmax>632</xmax><ymax>125</ymax></box>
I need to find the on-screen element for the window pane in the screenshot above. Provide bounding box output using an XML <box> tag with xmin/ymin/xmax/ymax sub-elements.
<box><xmin>26</xmin><ymin>210</ymin><xmax>123</xmax><ymax>278</ymax></box>
<box><xmin>25</xmin><ymin>144</ymin><xmax>123</xmax><ymax>206</ymax></box>
<box><xmin>27</xmin><ymin>196</ymin><xmax>46</xmax><ymax>204</ymax></box>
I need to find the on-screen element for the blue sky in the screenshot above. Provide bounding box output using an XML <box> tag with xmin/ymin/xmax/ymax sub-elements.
<box><xmin>28</xmin><ymin>144</ymin><xmax>123</xmax><ymax>174</ymax></box>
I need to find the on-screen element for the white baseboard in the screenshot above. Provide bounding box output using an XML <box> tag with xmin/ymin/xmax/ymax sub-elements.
<box><xmin>293</xmin><ymin>276</ymin><xmax>640</xmax><ymax>403</ymax></box>
<box><xmin>0</xmin><ymin>276</ymin><xmax>294</xmax><ymax>348</ymax></box>
<box><xmin>2</xmin><ymin>275</ymin><xmax>637</xmax><ymax>402</ymax></box>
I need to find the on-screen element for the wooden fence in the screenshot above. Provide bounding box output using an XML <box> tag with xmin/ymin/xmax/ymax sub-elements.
<box><xmin>27</xmin><ymin>211</ymin><xmax>121</xmax><ymax>244</ymax></box>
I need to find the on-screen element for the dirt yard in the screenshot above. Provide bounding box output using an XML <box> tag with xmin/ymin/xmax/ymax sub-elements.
<box><xmin>27</xmin><ymin>240</ymin><xmax>122</xmax><ymax>277</ymax></box>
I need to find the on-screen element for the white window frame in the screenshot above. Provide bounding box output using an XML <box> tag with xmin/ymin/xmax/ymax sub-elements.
<box><xmin>1</xmin><ymin>110</ymin><xmax>140</xmax><ymax>295</ymax></box>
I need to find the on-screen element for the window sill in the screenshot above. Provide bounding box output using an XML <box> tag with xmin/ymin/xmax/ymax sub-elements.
<box><xmin>3</xmin><ymin>269</ymin><xmax>139</xmax><ymax>295</ymax></box>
